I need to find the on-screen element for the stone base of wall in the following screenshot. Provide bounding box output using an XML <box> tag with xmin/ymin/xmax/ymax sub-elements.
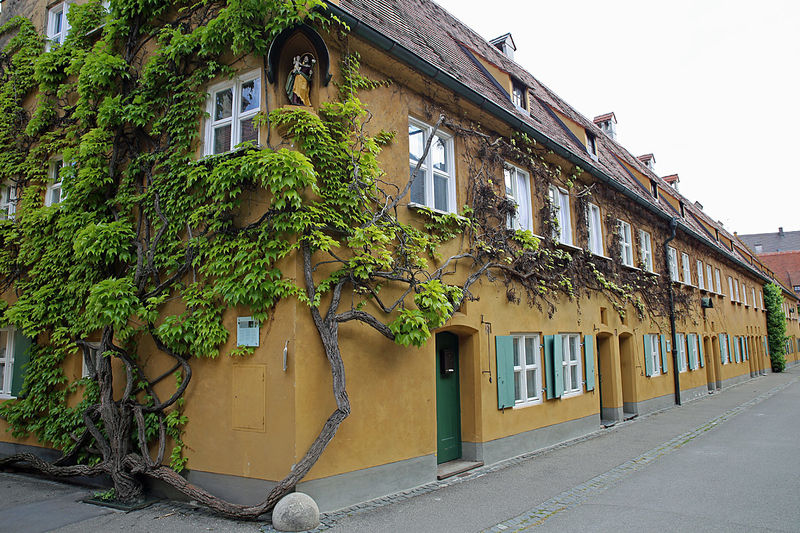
<box><xmin>462</xmin><ymin>414</ymin><xmax>600</xmax><ymax>467</ymax></box>
<box><xmin>297</xmin><ymin>454</ymin><xmax>436</xmax><ymax>512</ymax></box>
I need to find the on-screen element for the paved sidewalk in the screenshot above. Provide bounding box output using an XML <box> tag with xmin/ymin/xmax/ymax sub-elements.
<box><xmin>0</xmin><ymin>367</ymin><xmax>797</xmax><ymax>533</ymax></box>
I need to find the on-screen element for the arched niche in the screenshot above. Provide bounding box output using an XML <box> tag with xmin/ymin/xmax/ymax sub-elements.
<box><xmin>267</xmin><ymin>24</ymin><xmax>331</xmax><ymax>108</ymax></box>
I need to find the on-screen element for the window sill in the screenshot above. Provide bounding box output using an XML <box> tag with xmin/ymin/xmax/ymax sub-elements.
<box><xmin>555</xmin><ymin>241</ymin><xmax>581</xmax><ymax>253</ymax></box>
<box><xmin>589</xmin><ymin>252</ymin><xmax>613</xmax><ymax>262</ymax></box>
<box><xmin>621</xmin><ymin>262</ymin><xmax>639</xmax><ymax>272</ymax></box>
<box><xmin>407</xmin><ymin>202</ymin><xmax>462</xmax><ymax>219</ymax></box>
<box><xmin>561</xmin><ymin>389</ymin><xmax>583</xmax><ymax>399</ymax></box>
<box><xmin>513</xmin><ymin>399</ymin><xmax>543</xmax><ymax>409</ymax></box>
<box><xmin>0</xmin><ymin>394</ymin><xmax>17</xmax><ymax>401</ymax></box>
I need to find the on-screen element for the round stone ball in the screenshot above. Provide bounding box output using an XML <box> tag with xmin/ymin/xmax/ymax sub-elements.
<box><xmin>271</xmin><ymin>492</ymin><xmax>320</xmax><ymax>532</ymax></box>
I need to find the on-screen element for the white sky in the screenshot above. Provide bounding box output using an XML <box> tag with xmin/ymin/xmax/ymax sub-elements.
<box><xmin>432</xmin><ymin>0</ymin><xmax>800</xmax><ymax>235</ymax></box>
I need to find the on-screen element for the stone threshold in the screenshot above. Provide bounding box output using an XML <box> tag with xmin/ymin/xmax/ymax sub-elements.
<box><xmin>436</xmin><ymin>459</ymin><xmax>484</xmax><ymax>480</ymax></box>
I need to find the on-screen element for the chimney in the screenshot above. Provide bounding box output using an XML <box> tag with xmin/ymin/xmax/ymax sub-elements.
<box><xmin>779</xmin><ymin>227</ymin><xmax>784</xmax><ymax>236</ymax></box>
<box><xmin>662</xmin><ymin>173</ymin><xmax>680</xmax><ymax>191</ymax></box>
<box><xmin>593</xmin><ymin>112</ymin><xmax>617</xmax><ymax>140</ymax></box>
<box><xmin>637</xmin><ymin>153</ymin><xmax>656</xmax><ymax>171</ymax></box>
<box><xmin>490</xmin><ymin>33</ymin><xmax>516</xmax><ymax>61</ymax></box>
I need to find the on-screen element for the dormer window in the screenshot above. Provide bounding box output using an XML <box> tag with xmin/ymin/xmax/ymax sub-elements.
<box><xmin>585</xmin><ymin>132</ymin><xmax>597</xmax><ymax>160</ymax></box>
<box><xmin>511</xmin><ymin>80</ymin><xmax>527</xmax><ymax>111</ymax></box>
<box><xmin>649</xmin><ymin>179</ymin><xmax>658</xmax><ymax>199</ymax></box>
<box><xmin>679</xmin><ymin>202</ymin><xmax>685</xmax><ymax>218</ymax></box>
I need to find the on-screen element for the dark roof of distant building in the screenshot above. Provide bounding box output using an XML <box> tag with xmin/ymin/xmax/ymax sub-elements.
<box><xmin>739</xmin><ymin>230</ymin><xmax>800</xmax><ymax>253</ymax></box>
<box><xmin>755</xmin><ymin>250</ymin><xmax>800</xmax><ymax>290</ymax></box>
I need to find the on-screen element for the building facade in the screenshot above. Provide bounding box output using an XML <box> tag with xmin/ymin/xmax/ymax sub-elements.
<box><xmin>1</xmin><ymin>0</ymin><xmax>799</xmax><ymax>514</ymax></box>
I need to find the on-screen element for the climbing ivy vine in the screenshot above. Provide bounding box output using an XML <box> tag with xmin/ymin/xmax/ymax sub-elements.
<box><xmin>763</xmin><ymin>282</ymin><xmax>786</xmax><ymax>372</ymax></box>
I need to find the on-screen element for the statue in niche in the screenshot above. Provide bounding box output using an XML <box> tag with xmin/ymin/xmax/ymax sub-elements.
<box><xmin>286</xmin><ymin>53</ymin><xmax>316</xmax><ymax>106</ymax></box>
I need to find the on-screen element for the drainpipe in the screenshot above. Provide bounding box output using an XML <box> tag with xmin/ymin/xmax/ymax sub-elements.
<box><xmin>664</xmin><ymin>217</ymin><xmax>681</xmax><ymax>406</ymax></box>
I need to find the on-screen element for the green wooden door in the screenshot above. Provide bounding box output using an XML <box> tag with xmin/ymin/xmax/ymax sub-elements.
<box><xmin>436</xmin><ymin>332</ymin><xmax>461</xmax><ymax>464</ymax></box>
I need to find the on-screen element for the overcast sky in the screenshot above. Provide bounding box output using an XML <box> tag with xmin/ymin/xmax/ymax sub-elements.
<box><xmin>432</xmin><ymin>0</ymin><xmax>799</xmax><ymax>235</ymax></box>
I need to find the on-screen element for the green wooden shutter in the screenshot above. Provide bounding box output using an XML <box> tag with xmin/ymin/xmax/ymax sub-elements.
<box><xmin>584</xmin><ymin>335</ymin><xmax>595</xmax><ymax>391</ymax></box>
<box><xmin>544</xmin><ymin>335</ymin><xmax>555</xmax><ymax>399</ymax></box>
<box><xmin>698</xmin><ymin>336</ymin><xmax>705</xmax><ymax>368</ymax></box>
<box><xmin>688</xmin><ymin>335</ymin><xmax>697</xmax><ymax>370</ymax></box>
<box><xmin>10</xmin><ymin>330</ymin><xmax>33</xmax><ymax>397</ymax></box>
<box><xmin>553</xmin><ymin>334</ymin><xmax>564</xmax><ymax>398</ymax></box>
<box><xmin>660</xmin><ymin>334</ymin><xmax>668</xmax><ymax>374</ymax></box>
<box><xmin>643</xmin><ymin>335</ymin><xmax>653</xmax><ymax>377</ymax></box>
<box><xmin>728</xmin><ymin>334</ymin><xmax>733</xmax><ymax>363</ymax></box>
<box><xmin>495</xmin><ymin>336</ymin><xmax>515</xmax><ymax>409</ymax></box>
<box><xmin>734</xmin><ymin>337</ymin><xmax>740</xmax><ymax>363</ymax></box>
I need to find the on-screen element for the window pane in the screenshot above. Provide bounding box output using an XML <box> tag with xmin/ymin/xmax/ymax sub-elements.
<box><xmin>516</xmin><ymin>173</ymin><xmax>530</xmax><ymax>230</ymax></box>
<box><xmin>513</xmin><ymin>338</ymin><xmax>520</xmax><ymax>367</ymax></box>
<box><xmin>526</xmin><ymin>370</ymin><xmax>536</xmax><ymax>399</ymax></box>
<box><xmin>240</xmin><ymin>118</ymin><xmax>257</xmax><ymax>145</ymax></box>
<box><xmin>0</xmin><ymin>362</ymin><xmax>4</xmax><ymax>389</ymax></box>
<box><xmin>514</xmin><ymin>370</ymin><xmax>521</xmax><ymax>401</ymax></box>
<box><xmin>525</xmin><ymin>337</ymin><xmax>535</xmax><ymax>366</ymax></box>
<box><xmin>240</xmin><ymin>79</ymin><xmax>260</xmax><ymax>113</ymax></box>
<box><xmin>410</xmin><ymin>165</ymin><xmax>425</xmax><ymax>204</ymax></box>
<box><xmin>409</xmin><ymin>124</ymin><xmax>425</xmax><ymax>162</ymax></box>
<box><xmin>213</xmin><ymin>124</ymin><xmax>232</xmax><ymax>154</ymax></box>
<box><xmin>571</xmin><ymin>365</ymin><xmax>578</xmax><ymax>390</ymax></box>
<box><xmin>54</xmin><ymin>10</ymin><xmax>63</xmax><ymax>34</ymax></box>
<box><xmin>0</xmin><ymin>330</ymin><xmax>6</xmax><ymax>358</ymax></box>
<box><xmin>214</xmin><ymin>88</ymin><xmax>233</xmax><ymax>120</ymax></box>
<box><xmin>504</xmin><ymin>167</ymin><xmax>513</xmax><ymax>196</ymax></box>
<box><xmin>50</xmin><ymin>187</ymin><xmax>61</xmax><ymax>205</ymax></box>
<box><xmin>434</xmin><ymin>173</ymin><xmax>448</xmax><ymax>211</ymax></box>
<box><xmin>432</xmin><ymin>136</ymin><xmax>448</xmax><ymax>172</ymax></box>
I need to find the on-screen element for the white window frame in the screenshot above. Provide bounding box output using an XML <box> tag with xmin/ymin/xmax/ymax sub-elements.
<box><xmin>587</xmin><ymin>203</ymin><xmax>603</xmax><ymax>256</ymax></box>
<box><xmin>204</xmin><ymin>70</ymin><xmax>261</xmax><ymax>156</ymax></box>
<box><xmin>639</xmin><ymin>230</ymin><xmax>653</xmax><ymax>272</ymax></box>
<box><xmin>46</xmin><ymin>158</ymin><xmax>65</xmax><ymax>206</ymax></box>
<box><xmin>697</xmin><ymin>260</ymin><xmax>705</xmax><ymax>290</ymax></box>
<box><xmin>759</xmin><ymin>290</ymin><xmax>763</xmax><ymax>309</ymax></box>
<box><xmin>1</xmin><ymin>182</ymin><xmax>18</xmax><ymax>220</ymax></box>
<box><xmin>668</xmin><ymin>246</ymin><xmax>679</xmax><ymax>281</ymax></box>
<box><xmin>742</xmin><ymin>283</ymin><xmax>748</xmax><ymax>306</ymax></box>
<box><xmin>715</xmin><ymin>269</ymin><xmax>722</xmax><ymax>295</ymax></box>
<box><xmin>646</xmin><ymin>334</ymin><xmax>661</xmax><ymax>376</ymax></box>
<box><xmin>512</xmin><ymin>334</ymin><xmax>542</xmax><ymax>407</ymax></box>
<box><xmin>734</xmin><ymin>279</ymin><xmax>740</xmax><ymax>302</ymax></box>
<box><xmin>504</xmin><ymin>164</ymin><xmax>532</xmax><ymax>232</ymax></box>
<box><xmin>548</xmin><ymin>186</ymin><xmax>572</xmax><ymax>246</ymax></box>
<box><xmin>681</xmin><ymin>252</ymin><xmax>691</xmax><ymax>285</ymax></box>
<box><xmin>560</xmin><ymin>333</ymin><xmax>583</xmax><ymax>397</ymax></box>
<box><xmin>408</xmin><ymin>118</ymin><xmax>456</xmax><ymax>214</ymax></box>
<box><xmin>46</xmin><ymin>2</ymin><xmax>70</xmax><ymax>51</ymax></box>
<box><xmin>706</xmin><ymin>264</ymin><xmax>714</xmax><ymax>293</ymax></box>
<box><xmin>751</xmin><ymin>288</ymin><xmax>756</xmax><ymax>309</ymax></box>
<box><xmin>618</xmin><ymin>220</ymin><xmax>633</xmax><ymax>267</ymax></box>
<box><xmin>676</xmin><ymin>333</ymin><xmax>687</xmax><ymax>373</ymax></box>
<box><xmin>0</xmin><ymin>327</ymin><xmax>15</xmax><ymax>397</ymax></box>
<box><xmin>728</xmin><ymin>276</ymin><xmax>734</xmax><ymax>301</ymax></box>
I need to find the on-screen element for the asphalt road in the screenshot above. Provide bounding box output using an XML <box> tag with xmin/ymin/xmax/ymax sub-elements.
<box><xmin>0</xmin><ymin>367</ymin><xmax>798</xmax><ymax>533</ymax></box>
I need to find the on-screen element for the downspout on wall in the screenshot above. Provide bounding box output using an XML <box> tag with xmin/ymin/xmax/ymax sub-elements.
<box><xmin>664</xmin><ymin>217</ymin><xmax>681</xmax><ymax>406</ymax></box>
